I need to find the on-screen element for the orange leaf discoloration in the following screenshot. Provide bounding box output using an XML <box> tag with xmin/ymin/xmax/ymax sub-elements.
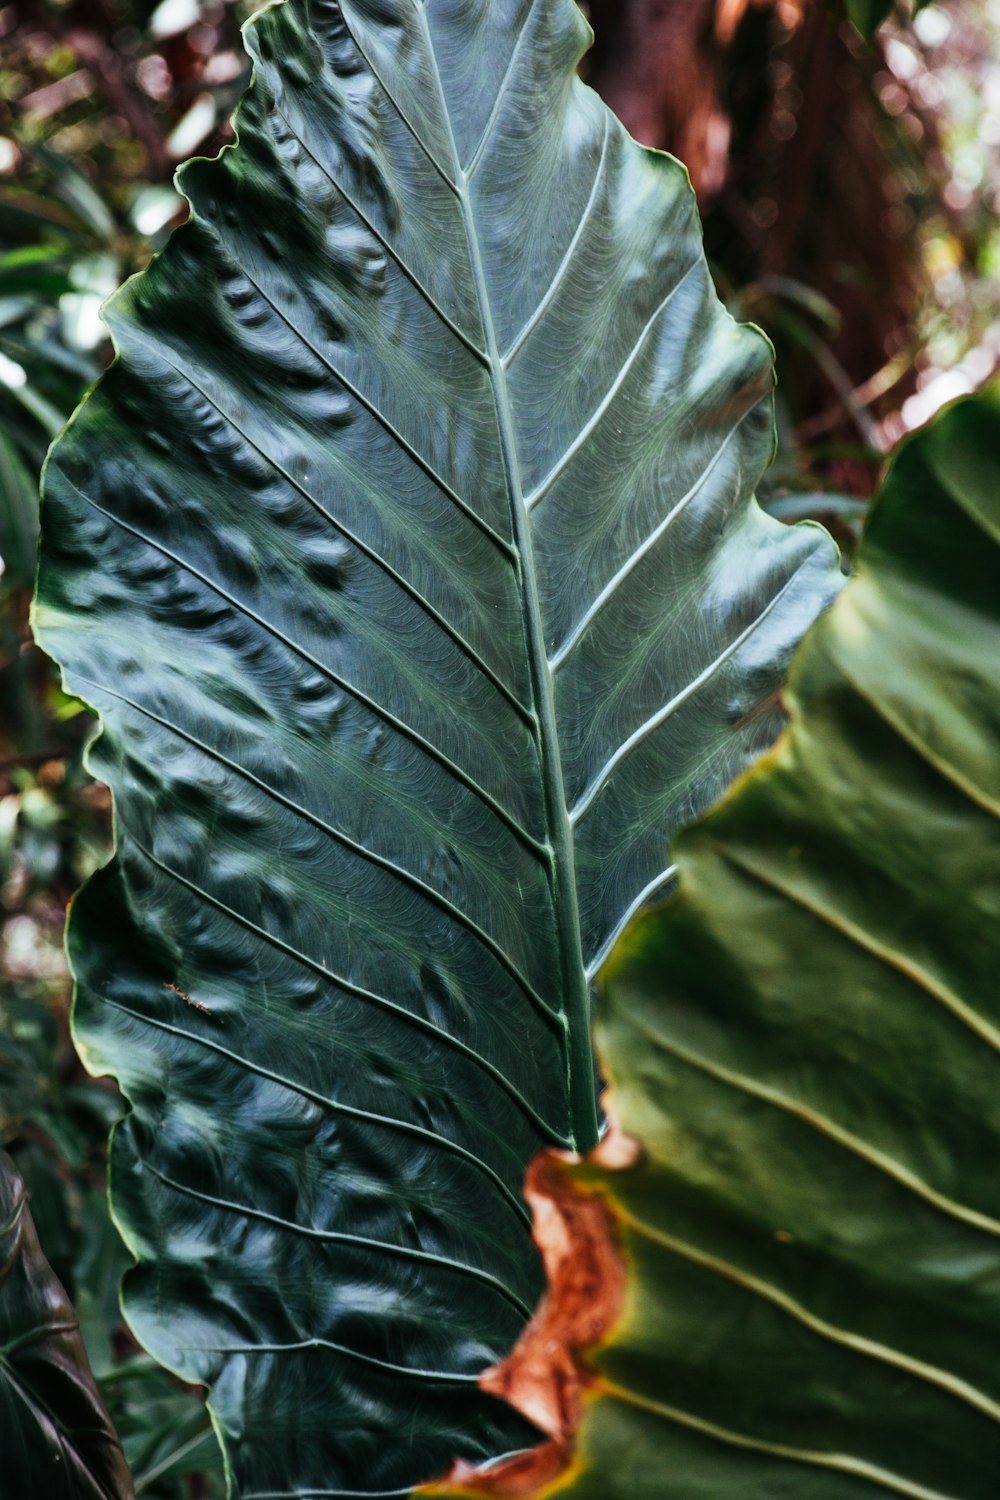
<box><xmin>426</xmin><ymin>1112</ymin><xmax>638</xmax><ymax>1497</ymax></box>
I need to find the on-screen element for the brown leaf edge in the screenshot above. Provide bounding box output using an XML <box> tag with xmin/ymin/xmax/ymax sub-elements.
<box><xmin>421</xmin><ymin>1108</ymin><xmax>641</xmax><ymax>1498</ymax></box>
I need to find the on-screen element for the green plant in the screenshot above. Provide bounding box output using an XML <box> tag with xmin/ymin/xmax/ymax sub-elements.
<box><xmin>839</xmin><ymin>0</ymin><xmax>933</xmax><ymax>42</ymax></box>
<box><xmin>0</xmin><ymin>987</ymin><xmax>228</xmax><ymax>1497</ymax></box>
<box><xmin>0</xmin><ymin>1147</ymin><xmax>131</xmax><ymax>1498</ymax></box>
<box><xmin>0</xmin><ymin>143</ymin><xmax>227</xmax><ymax>1496</ymax></box>
<box><xmin>0</xmin><ymin>150</ymin><xmax>122</xmax><ymax>509</ymax></box>
<box><xmin>430</xmin><ymin>385</ymin><xmax>1000</xmax><ymax>1499</ymax></box>
<box><xmin>30</xmin><ymin>0</ymin><xmax>840</xmax><ymax>1490</ymax></box>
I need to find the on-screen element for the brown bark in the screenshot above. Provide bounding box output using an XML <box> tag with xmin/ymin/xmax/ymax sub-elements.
<box><xmin>585</xmin><ymin>0</ymin><xmax>805</xmax><ymax>196</ymax></box>
<box><xmin>586</xmin><ymin>0</ymin><xmax>731</xmax><ymax>191</ymax></box>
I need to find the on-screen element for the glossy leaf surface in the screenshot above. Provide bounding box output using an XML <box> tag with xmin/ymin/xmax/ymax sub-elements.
<box><xmin>0</xmin><ymin>1149</ymin><xmax>133</xmax><ymax>1500</ymax></box>
<box><xmin>439</xmin><ymin>388</ymin><xmax>1000</xmax><ymax>1499</ymax></box>
<box><xmin>34</xmin><ymin>0</ymin><xmax>839</xmax><ymax>1490</ymax></box>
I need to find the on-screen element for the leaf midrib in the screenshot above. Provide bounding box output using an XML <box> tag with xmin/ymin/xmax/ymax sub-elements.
<box><xmin>408</xmin><ymin>0</ymin><xmax>599</xmax><ymax>1152</ymax></box>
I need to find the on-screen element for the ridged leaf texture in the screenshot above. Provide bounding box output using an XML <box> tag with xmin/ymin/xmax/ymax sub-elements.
<box><xmin>443</xmin><ymin>387</ymin><xmax>1000</xmax><ymax>1499</ymax></box>
<box><xmin>0</xmin><ymin>1150</ymin><xmax>133</xmax><ymax>1499</ymax></box>
<box><xmin>34</xmin><ymin>0</ymin><xmax>840</xmax><ymax>1491</ymax></box>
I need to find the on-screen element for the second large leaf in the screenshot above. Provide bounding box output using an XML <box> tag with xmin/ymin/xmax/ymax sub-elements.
<box><xmin>34</xmin><ymin>0</ymin><xmax>840</xmax><ymax>1491</ymax></box>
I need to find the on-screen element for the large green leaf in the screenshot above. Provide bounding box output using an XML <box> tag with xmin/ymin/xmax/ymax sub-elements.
<box><xmin>34</xmin><ymin>0</ymin><xmax>839</xmax><ymax>1490</ymax></box>
<box><xmin>435</xmin><ymin>387</ymin><xmax>1000</xmax><ymax>1499</ymax></box>
<box><xmin>0</xmin><ymin>1149</ymin><xmax>133</xmax><ymax>1499</ymax></box>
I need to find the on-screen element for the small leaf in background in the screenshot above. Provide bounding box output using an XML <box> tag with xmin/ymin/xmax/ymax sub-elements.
<box><xmin>0</xmin><ymin>1148</ymin><xmax>133</xmax><ymax>1500</ymax></box>
<box><xmin>0</xmin><ymin>430</ymin><xmax>40</xmax><ymax>587</ymax></box>
<box><xmin>840</xmin><ymin>0</ymin><xmax>935</xmax><ymax>42</ymax></box>
<box><xmin>843</xmin><ymin>0</ymin><xmax>894</xmax><ymax>40</ymax></box>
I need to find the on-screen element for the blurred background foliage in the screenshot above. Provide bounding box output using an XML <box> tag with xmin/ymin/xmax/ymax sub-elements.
<box><xmin>0</xmin><ymin>0</ymin><xmax>998</xmax><ymax>1492</ymax></box>
<box><xmin>586</xmin><ymin>0</ymin><xmax>1000</xmax><ymax>503</ymax></box>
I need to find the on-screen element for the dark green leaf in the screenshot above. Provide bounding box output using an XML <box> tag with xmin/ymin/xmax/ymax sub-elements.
<box><xmin>35</xmin><ymin>0</ymin><xmax>840</xmax><ymax>1490</ymax></box>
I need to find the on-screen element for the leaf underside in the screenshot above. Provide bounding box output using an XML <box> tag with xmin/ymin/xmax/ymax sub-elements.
<box><xmin>0</xmin><ymin>1150</ymin><xmax>133</xmax><ymax>1500</ymax></box>
<box><xmin>35</xmin><ymin>0</ymin><xmax>839</xmax><ymax>1491</ymax></box>
<box><xmin>489</xmin><ymin>389</ymin><xmax>1000</xmax><ymax>1500</ymax></box>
